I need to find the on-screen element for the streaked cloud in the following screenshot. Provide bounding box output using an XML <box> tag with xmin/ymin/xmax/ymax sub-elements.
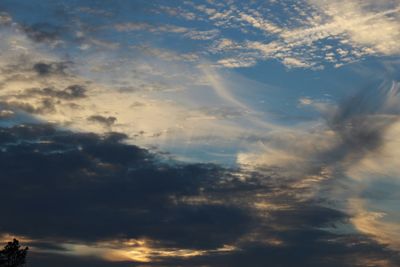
<box><xmin>237</xmin><ymin>81</ymin><xmax>400</xmax><ymax>250</ymax></box>
<box><xmin>1</xmin><ymin>1</ymin><xmax>400</xmax><ymax>267</ymax></box>
<box><xmin>114</xmin><ymin>22</ymin><xmax>188</xmax><ymax>34</ymax></box>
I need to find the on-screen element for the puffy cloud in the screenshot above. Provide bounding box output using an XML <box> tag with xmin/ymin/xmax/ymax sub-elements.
<box><xmin>282</xmin><ymin>57</ymin><xmax>311</xmax><ymax>68</ymax></box>
<box><xmin>217</xmin><ymin>57</ymin><xmax>257</xmax><ymax>68</ymax></box>
<box><xmin>238</xmin><ymin>12</ymin><xmax>282</xmax><ymax>34</ymax></box>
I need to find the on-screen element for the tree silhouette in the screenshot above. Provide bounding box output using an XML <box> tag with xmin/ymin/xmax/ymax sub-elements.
<box><xmin>0</xmin><ymin>239</ymin><xmax>28</xmax><ymax>267</ymax></box>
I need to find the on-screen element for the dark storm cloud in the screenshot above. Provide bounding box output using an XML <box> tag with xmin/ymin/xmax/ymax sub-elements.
<box><xmin>128</xmin><ymin>205</ymin><xmax>400</xmax><ymax>267</ymax></box>
<box><xmin>28</xmin><ymin>253</ymin><xmax>136</xmax><ymax>267</ymax></box>
<box><xmin>0</xmin><ymin>123</ymin><xmax>399</xmax><ymax>267</ymax></box>
<box><xmin>0</xmin><ymin>124</ymin><xmax>252</xmax><ymax>250</ymax></box>
<box><xmin>163</xmin><ymin>235</ymin><xmax>400</xmax><ymax>267</ymax></box>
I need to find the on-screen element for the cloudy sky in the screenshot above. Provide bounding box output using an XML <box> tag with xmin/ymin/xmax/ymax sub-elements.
<box><xmin>0</xmin><ymin>0</ymin><xmax>400</xmax><ymax>266</ymax></box>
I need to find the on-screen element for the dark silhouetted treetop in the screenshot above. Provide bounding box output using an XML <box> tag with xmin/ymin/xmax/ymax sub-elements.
<box><xmin>0</xmin><ymin>239</ymin><xmax>28</xmax><ymax>267</ymax></box>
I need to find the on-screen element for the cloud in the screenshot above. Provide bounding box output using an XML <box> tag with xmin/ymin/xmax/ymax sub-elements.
<box><xmin>238</xmin><ymin>12</ymin><xmax>282</xmax><ymax>34</ymax></box>
<box><xmin>88</xmin><ymin>115</ymin><xmax>117</xmax><ymax>128</ymax></box>
<box><xmin>0</xmin><ymin>12</ymin><xmax>12</xmax><ymax>25</ymax></box>
<box><xmin>0</xmin><ymin>123</ymin><xmax>399</xmax><ymax>267</ymax></box>
<box><xmin>113</xmin><ymin>22</ymin><xmax>151</xmax><ymax>32</ymax></box>
<box><xmin>24</xmin><ymin>85</ymin><xmax>87</xmax><ymax>100</ymax></box>
<box><xmin>0</xmin><ymin>14</ymin><xmax>280</xmax><ymax>164</ymax></box>
<box><xmin>309</xmin><ymin>0</ymin><xmax>400</xmax><ymax>55</ymax></box>
<box><xmin>325</xmin><ymin>81</ymin><xmax>400</xmax><ymax>164</ymax></box>
<box><xmin>237</xmin><ymin>80</ymin><xmax>400</xmax><ymax>252</ymax></box>
<box><xmin>77</xmin><ymin>7</ymin><xmax>114</xmax><ymax>17</ymax></box>
<box><xmin>349</xmin><ymin>198</ymin><xmax>400</xmax><ymax>251</ymax></box>
<box><xmin>217</xmin><ymin>57</ymin><xmax>257</xmax><ymax>68</ymax></box>
<box><xmin>0</xmin><ymin>99</ymin><xmax>55</xmax><ymax>115</ymax></box>
<box><xmin>20</xmin><ymin>23</ymin><xmax>64</xmax><ymax>45</ymax></box>
<box><xmin>176</xmin><ymin>0</ymin><xmax>400</xmax><ymax>69</ymax></box>
<box><xmin>282</xmin><ymin>58</ymin><xmax>311</xmax><ymax>68</ymax></box>
<box><xmin>0</xmin><ymin>123</ymin><xmax>252</xmax><ymax>252</ymax></box>
<box><xmin>3</xmin><ymin>0</ymin><xmax>400</xmax><ymax>72</ymax></box>
<box><xmin>1</xmin><ymin>3</ymin><xmax>400</xmax><ymax>266</ymax></box>
<box><xmin>184</xmin><ymin>29</ymin><xmax>219</xmax><ymax>40</ymax></box>
<box><xmin>158</xmin><ymin>6</ymin><xmax>198</xmax><ymax>21</ymax></box>
<box><xmin>114</xmin><ymin>22</ymin><xmax>188</xmax><ymax>34</ymax></box>
<box><xmin>33</xmin><ymin>62</ymin><xmax>70</xmax><ymax>76</ymax></box>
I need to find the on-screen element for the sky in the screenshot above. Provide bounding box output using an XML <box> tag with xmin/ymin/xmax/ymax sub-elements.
<box><xmin>0</xmin><ymin>0</ymin><xmax>400</xmax><ymax>266</ymax></box>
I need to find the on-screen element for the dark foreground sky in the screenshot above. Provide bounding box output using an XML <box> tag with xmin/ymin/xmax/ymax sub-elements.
<box><xmin>1</xmin><ymin>1</ymin><xmax>400</xmax><ymax>266</ymax></box>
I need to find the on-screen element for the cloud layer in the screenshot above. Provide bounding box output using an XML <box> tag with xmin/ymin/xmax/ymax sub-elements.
<box><xmin>1</xmin><ymin>123</ymin><xmax>400</xmax><ymax>267</ymax></box>
<box><xmin>1</xmin><ymin>1</ymin><xmax>400</xmax><ymax>267</ymax></box>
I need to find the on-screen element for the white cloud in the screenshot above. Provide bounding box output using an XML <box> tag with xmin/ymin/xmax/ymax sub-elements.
<box><xmin>0</xmin><ymin>12</ymin><xmax>12</xmax><ymax>25</ymax></box>
<box><xmin>176</xmin><ymin>0</ymin><xmax>400</xmax><ymax>69</ymax></box>
<box><xmin>0</xmin><ymin>19</ymin><xmax>276</xmax><ymax>164</ymax></box>
<box><xmin>217</xmin><ymin>57</ymin><xmax>256</xmax><ymax>68</ymax></box>
<box><xmin>282</xmin><ymin>57</ymin><xmax>311</xmax><ymax>68</ymax></box>
<box><xmin>309</xmin><ymin>0</ymin><xmax>400</xmax><ymax>55</ymax></box>
<box><xmin>235</xmin><ymin>80</ymin><xmax>400</xmax><ymax>250</ymax></box>
<box><xmin>184</xmin><ymin>29</ymin><xmax>219</xmax><ymax>40</ymax></box>
<box><xmin>238</xmin><ymin>12</ymin><xmax>282</xmax><ymax>34</ymax></box>
<box><xmin>158</xmin><ymin>6</ymin><xmax>198</xmax><ymax>21</ymax></box>
<box><xmin>298</xmin><ymin>97</ymin><xmax>313</xmax><ymax>105</ymax></box>
<box><xmin>349</xmin><ymin>198</ymin><xmax>400</xmax><ymax>250</ymax></box>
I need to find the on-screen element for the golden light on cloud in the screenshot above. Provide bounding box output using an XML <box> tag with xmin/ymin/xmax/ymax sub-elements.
<box><xmin>57</xmin><ymin>239</ymin><xmax>237</xmax><ymax>263</ymax></box>
<box><xmin>0</xmin><ymin>233</ymin><xmax>33</xmax><ymax>245</ymax></box>
<box><xmin>0</xmin><ymin>233</ymin><xmax>237</xmax><ymax>263</ymax></box>
<box><xmin>349</xmin><ymin>198</ymin><xmax>400</xmax><ymax>250</ymax></box>
<box><xmin>1</xmin><ymin>1</ymin><xmax>400</xmax><ymax>266</ymax></box>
